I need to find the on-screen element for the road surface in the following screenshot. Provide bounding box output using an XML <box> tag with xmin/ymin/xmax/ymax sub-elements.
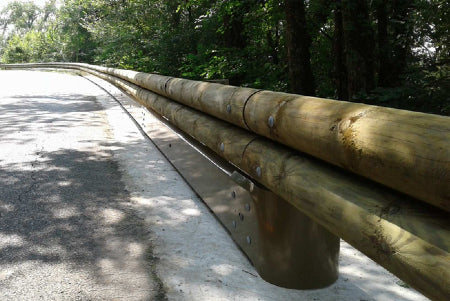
<box><xmin>0</xmin><ymin>70</ymin><xmax>428</xmax><ymax>300</ymax></box>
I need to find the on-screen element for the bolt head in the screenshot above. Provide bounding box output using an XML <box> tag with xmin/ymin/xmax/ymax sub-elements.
<box><xmin>268</xmin><ymin>116</ymin><xmax>274</xmax><ymax>128</ymax></box>
<box><xmin>246</xmin><ymin>236</ymin><xmax>252</xmax><ymax>244</ymax></box>
<box><xmin>226</xmin><ymin>104</ymin><xmax>231</xmax><ymax>113</ymax></box>
<box><xmin>220</xmin><ymin>142</ymin><xmax>225</xmax><ymax>152</ymax></box>
<box><xmin>255</xmin><ymin>166</ymin><xmax>262</xmax><ymax>177</ymax></box>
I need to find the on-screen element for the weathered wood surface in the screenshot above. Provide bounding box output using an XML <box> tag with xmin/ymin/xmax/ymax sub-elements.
<box><xmin>74</xmin><ymin>68</ymin><xmax>450</xmax><ymax>301</ymax></box>
<box><xmin>3</xmin><ymin>63</ymin><xmax>450</xmax><ymax>300</ymax></box>
<box><xmin>244</xmin><ymin>91</ymin><xmax>450</xmax><ymax>213</ymax></box>
<box><xmin>10</xmin><ymin>62</ymin><xmax>447</xmax><ymax>212</ymax></box>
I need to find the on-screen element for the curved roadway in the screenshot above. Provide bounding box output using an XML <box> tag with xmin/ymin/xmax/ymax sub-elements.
<box><xmin>0</xmin><ymin>70</ymin><xmax>428</xmax><ymax>301</ymax></box>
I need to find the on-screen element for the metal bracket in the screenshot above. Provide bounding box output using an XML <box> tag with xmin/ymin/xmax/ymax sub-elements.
<box><xmin>124</xmin><ymin>102</ymin><xmax>340</xmax><ymax>289</ymax></box>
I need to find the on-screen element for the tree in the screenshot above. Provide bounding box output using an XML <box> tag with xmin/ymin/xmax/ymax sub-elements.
<box><xmin>0</xmin><ymin>0</ymin><xmax>447</xmax><ymax>115</ymax></box>
<box><xmin>375</xmin><ymin>0</ymin><xmax>412</xmax><ymax>87</ymax></box>
<box><xmin>341</xmin><ymin>0</ymin><xmax>376</xmax><ymax>99</ymax></box>
<box><xmin>1</xmin><ymin>1</ymin><xmax>41</xmax><ymax>34</ymax></box>
<box><xmin>333</xmin><ymin>0</ymin><xmax>348</xmax><ymax>100</ymax></box>
<box><xmin>283</xmin><ymin>0</ymin><xmax>315</xmax><ymax>95</ymax></box>
<box><xmin>375</xmin><ymin>0</ymin><xmax>390</xmax><ymax>87</ymax></box>
<box><xmin>0</xmin><ymin>1</ymin><xmax>44</xmax><ymax>63</ymax></box>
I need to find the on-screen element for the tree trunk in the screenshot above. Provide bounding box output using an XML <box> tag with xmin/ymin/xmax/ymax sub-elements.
<box><xmin>342</xmin><ymin>0</ymin><xmax>375</xmax><ymax>99</ymax></box>
<box><xmin>333</xmin><ymin>0</ymin><xmax>348</xmax><ymax>100</ymax></box>
<box><xmin>220</xmin><ymin>1</ymin><xmax>252</xmax><ymax>86</ymax></box>
<box><xmin>222</xmin><ymin>2</ymin><xmax>248</xmax><ymax>49</ymax></box>
<box><xmin>166</xmin><ymin>0</ymin><xmax>181</xmax><ymax>30</ymax></box>
<box><xmin>284</xmin><ymin>0</ymin><xmax>315</xmax><ymax>95</ymax></box>
<box><xmin>390</xmin><ymin>0</ymin><xmax>411</xmax><ymax>86</ymax></box>
<box><xmin>267</xmin><ymin>25</ymin><xmax>280</xmax><ymax>65</ymax></box>
<box><xmin>376</xmin><ymin>0</ymin><xmax>392</xmax><ymax>87</ymax></box>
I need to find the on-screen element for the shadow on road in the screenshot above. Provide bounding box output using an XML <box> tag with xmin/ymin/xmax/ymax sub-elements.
<box><xmin>0</xmin><ymin>70</ymin><xmax>425</xmax><ymax>301</ymax></box>
<box><xmin>0</xmin><ymin>147</ymin><xmax>166</xmax><ymax>298</ymax></box>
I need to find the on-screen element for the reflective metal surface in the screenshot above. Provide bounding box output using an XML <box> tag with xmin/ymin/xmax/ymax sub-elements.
<box><xmin>119</xmin><ymin>96</ymin><xmax>340</xmax><ymax>289</ymax></box>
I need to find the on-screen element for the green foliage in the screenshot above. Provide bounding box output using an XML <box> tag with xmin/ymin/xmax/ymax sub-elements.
<box><xmin>364</xmin><ymin>62</ymin><xmax>450</xmax><ymax>115</ymax></box>
<box><xmin>2</xmin><ymin>1</ymin><xmax>41</xmax><ymax>33</ymax></box>
<box><xmin>0</xmin><ymin>0</ymin><xmax>447</xmax><ymax>115</ymax></box>
<box><xmin>3</xmin><ymin>31</ymin><xmax>41</xmax><ymax>63</ymax></box>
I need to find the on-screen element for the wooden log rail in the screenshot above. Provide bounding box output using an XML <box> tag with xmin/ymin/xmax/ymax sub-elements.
<box><xmin>2</xmin><ymin>63</ymin><xmax>449</xmax><ymax>301</ymax></box>
<box><xmin>22</xmin><ymin>62</ymin><xmax>450</xmax><ymax>212</ymax></box>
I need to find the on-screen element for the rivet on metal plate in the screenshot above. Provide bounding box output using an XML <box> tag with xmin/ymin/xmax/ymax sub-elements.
<box><xmin>256</xmin><ymin>166</ymin><xmax>262</xmax><ymax>177</ymax></box>
<box><xmin>226</xmin><ymin>104</ymin><xmax>231</xmax><ymax>113</ymax></box>
<box><xmin>220</xmin><ymin>142</ymin><xmax>225</xmax><ymax>152</ymax></box>
<box><xmin>246</xmin><ymin>236</ymin><xmax>252</xmax><ymax>244</ymax></box>
<box><xmin>245</xmin><ymin>203</ymin><xmax>251</xmax><ymax>211</ymax></box>
<box><xmin>239</xmin><ymin>212</ymin><xmax>244</xmax><ymax>221</ymax></box>
<box><xmin>232</xmin><ymin>220</ymin><xmax>236</xmax><ymax>229</ymax></box>
<box><xmin>268</xmin><ymin>116</ymin><xmax>274</xmax><ymax>128</ymax></box>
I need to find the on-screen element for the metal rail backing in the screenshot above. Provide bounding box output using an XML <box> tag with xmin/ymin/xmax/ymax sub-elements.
<box><xmin>105</xmin><ymin>78</ymin><xmax>340</xmax><ymax>289</ymax></box>
<box><xmin>2</xmin><ymin>64</ymin><xmax>448</xmax><ymax>300</ymax></box>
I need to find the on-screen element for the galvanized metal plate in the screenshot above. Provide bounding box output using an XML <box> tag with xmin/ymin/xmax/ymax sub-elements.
<box><xmin>105</xmin><ymin>86</ymin><xmax>340</xmax><ymax>289</ymax></box>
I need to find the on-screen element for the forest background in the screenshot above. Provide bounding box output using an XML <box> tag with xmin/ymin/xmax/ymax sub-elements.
<box><xmin>0</xmin><ymin>0</ymin><xmax>448</xmax><ymax>115</ymax></box>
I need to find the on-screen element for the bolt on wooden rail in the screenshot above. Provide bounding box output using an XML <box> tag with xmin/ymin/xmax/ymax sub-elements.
<box><xmin>2</xmin><ymin>63</ymin><xmax>449</xmax><ymax>301</ymax></box>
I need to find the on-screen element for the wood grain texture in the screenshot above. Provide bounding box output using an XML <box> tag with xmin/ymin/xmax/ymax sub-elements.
<box><xmin>4</xmin><ymin>63</ymin><xmax>449</xmax><ymax>300</ymax></box>
<box><xmin>244</xmin><ymin>91</ymin><xmax>450</xmax><ymax>212</ymax></box>
<box><xmin>82</xmin><ymin>70</ymin><xmax>449</xmax><ymax>301</ymax></box>
<box><xmin>7</xmin><ymin>63</ymin><xmax>447</xmax><ymax>212</ymax></box>
<box><xmin>239</xmin><ymin>139</ymin><xmax>449</xmax><ymax>301</ymax></box>
<box><xmin>165</xmin><ymin>78</ymin><xmax>259</xmax><ymax>129</ymax></box>
<box><xmin>64</xmin><ymin>63</ymin><xmax>450</xmax><ymax>211</ymax></box>
<box><xmin>138</xmin><ymin>84</ymin><xmax>450</xmax><ymax>301</ymax></box>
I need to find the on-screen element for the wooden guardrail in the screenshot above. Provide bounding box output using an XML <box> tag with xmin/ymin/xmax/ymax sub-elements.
<box><xmin>33</xmin><ymin>63</ymin><xmax>450</xmax><ymax>211</ymax></box>
<box><xmin>2</xmin><ymin>63</ymin><xmax>449</xmax><ymax>301</ymax></box>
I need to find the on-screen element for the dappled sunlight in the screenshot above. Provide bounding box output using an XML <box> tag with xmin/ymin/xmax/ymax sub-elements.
<box><xmin>50</xmin><ymin>206</ymin><xmax>80</xmax><ymax>219</ymax></box>
<box><xmin>212</xmin><ymin>204</ymin><xmax>231</xmax><ymax>214</ymax></box>
<box><xmin>91</xmin><ymin>72</ymin><xmax>430</xmax><ymax>301</ymax></box>
<box><xmin>56</xmin><ymin>180</ymin><xmax>72</xmax><ymax>187</ymax></box>
<box><xmin>0</xmin><ymin>69</ymin><xmax>431</xmax><ymax>300</ymax></box>
<box><xmin>0</xmin><ymin>234</ymin><xmax>26</xmax><ymax>250</ymax></box>
<box><xmin>126</xmin><ymin>242</ymin><xmax>145</xmax><ymax>257</ymax></box>
<box><xmin>0</xmin><ymin>203</ymin><xmax>14</xmax><ymax>212</ymax></box>
<box><xmin>210</xmin><ymin>263</ymin><xmax>236</xmax><ymax>277</ymax></box>
<box><xmin>182</xmin><ymin>208</ymin><xmax>202</xmax><ymax>217</ymax></box>
<box><xmin>99</xmin><ymin>208</ymin><xmax>125</xmax><ymax>225</ymax></box>
<box><xmin>136</xmin><ymin>195</ymin><xmax>205</xmax><ymax>227</ymax></box>
<box><xmin>339</xmin><ymin>241</ymin><xmax>424</xmax><ymax>301</ymax></box>
<box><xmin>0</xmin><ymin>70</ymin><xmax>156</xmax><ymax>300</ymax></box>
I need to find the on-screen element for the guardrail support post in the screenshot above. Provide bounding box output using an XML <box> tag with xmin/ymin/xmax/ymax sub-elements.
<box><xmin>138</xmin><ymin>105</ymin><xmax>340</xmax><ymax>289</ymax></box>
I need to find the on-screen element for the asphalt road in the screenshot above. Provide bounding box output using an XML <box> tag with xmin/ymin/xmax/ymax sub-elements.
<box><xmin>0</xmin><ymin>70</ymin><xmax>164</xmax><ymax>300</ymax></box>
<box><xmin>0</xmin><ymin>70</ymin><xmax>429</xmax><ymax>301</ymax></box>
